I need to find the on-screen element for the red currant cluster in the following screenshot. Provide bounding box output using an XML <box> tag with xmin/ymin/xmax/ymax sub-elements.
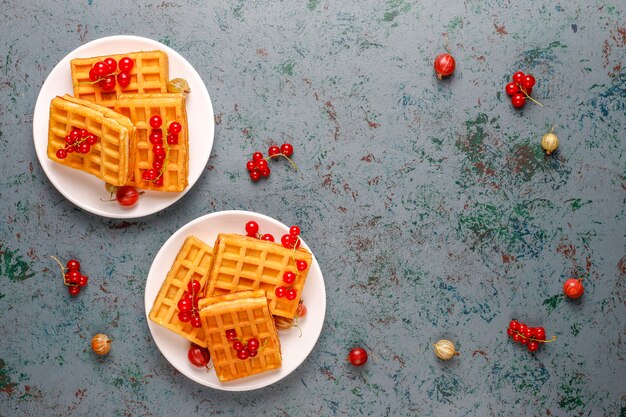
<box><xmin>88</xmin><ymin>56</ymin><xmax>134</xmax><ymax>91</ymax></box>
<box><xmin>51</xmin><ymin>257</ymin><xmax>88</xmax><ymax>296</ymax></box>
<box><xmin>507</xmin><ymin>320</ymin><xmax>555</xmax><ymax>352</ymax></box>
<box><xmin>280</xmin><ymin>225</ymin><xmax>302</xmax><ymax>250</ymax></box>
<box><xmin>177</xmin><ymin>279</ymin><xmax>203</xmax><ymax>328</ymax></box>
<box><xmin>56</xmin><ymin>128</ymin><xmax>98</xmax><ymax>159</ymax></box>
<box><xmin>245</xmin><ymin>220</ymin><xmax>275</xmax><ymax>242</ymax></box>
<box><xmin>226</xmin><ymin>330</ymin><xmax>261</xmax><ymax>360</ymax></box>
<box><xmin>141</xmin><ymin>115</ymin><xmax>182</xmax><ymax>186</ymax></box>
<box><xmin>505</xmin><ymin>71</ymin><xmax>540</xmax><ymax>108</ymax></box>
<box><xmin>246</xmin><ymin>143</ymin><xmax>295</xmax><ymax>182</ymax></box>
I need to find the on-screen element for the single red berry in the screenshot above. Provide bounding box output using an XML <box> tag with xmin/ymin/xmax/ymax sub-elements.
<box><xmin>56</xmin><ymin>149</ymin><xmax>67</xmax><ymax>159</ymax></box>
<box><xmin>256</xmin><ymin>159</ymin><xmax>268</xmax><ymax>170</ymax></box>
<box><xmin>509</xmin><ymin>320</ymin><xmax>520</xmax><ymax>331</ymax></box>
<box><xmin>268</xmin><ymin>145</ymin><xmax>280</xmax><ymax>157</ymax></box>
<box><xmin>65</xmin><ymin>135</ymin><xmax>75</xmax><ymax>145</ymax></box>
<box><xmin>86</xmin><ymin>135</ymin><xmax>97</xmax><ymax>145</ymax></box>
<box><xmin>117</xmin><ymin>71</ymin><xmax>131</xmax><ymax>88</ymax></box>
<box><xmin>505</xmin><ymin>82</ymin><xmax>519</xmax><ymax>96</ymax></box>
<box><xmin>190</xmin><ymin>315</ymin><xmax>202</xmax><ymax>328</ymax></box>
<box><xmin>252</xmin><ymin>152</ymin><xmax>264</xmax><ymax>161</ymax></box>
<box><xmin>245</xmin><ymin>221</ymin><xmax>259</xmax><ymax>237</ymax></box>
<box><xmin>522</xmin><ymin>74</ymin><xmax>536</xmax><ymax>89</ymax></box>
<box><xmin>79</xmin><ymin>129</ymin><xmax>89</xmax><ymax>138</ymax></box>
<box><xmin>233</xmin><ymin>341</ymin><xmax>244</xmax><ymax>351</ymax></box>
<box><xmin>518</xmin><ymin>323</ymin><xmax>527</xmax><ymax>333</ymax></box>
<box><xmin>520</xmin><ymin>337</ymin><xmax>530</xmax><ymax>345</ymax></box>
<box><xmin>523</xmin><ymin>87</ymin><xmax>533</xmax><ymax>96</ymax></box>
<box><xmin>166</xmin><ymin>134</ymin><xmax>178</xmax><ymax>145</ymax></box>
<box><xmin>285</xmin><ymin>288</ymin><xmax>297</xmax><ymax>300</ymax></box>
<box><xmin>65</xmin><ymin>269</ymin><xmax>81</xmax><ymax>284</ymax></box>
<box><xmin>153</xmin><ymin>176</ymin><xmax>164</xmax><ymax>187</ymax></box>
<box><xmin>187</xmin><ymin>280</ymin><xmax>201</xmax><ymax>294</ymax></box>
<box><xmin>523</xmin><ymin>327</ymin><xmax>534</xmax><ymax>339</ymax></box>
<box><xmin>527</xmin><ymin>341</ymin><xmax>539</xmax><ymax>352</ymax></box>
<box><xmin>115</xmin><ymin>186</ymin><xmax>140</xmax><ymax>207</ymax></box>
<box><xmin>78</xmin><ymin>275</ymin><xmax>88</xmax><ymax>287</ymax></box>
<box><xmin>513</xmin><ymin>333</ymin><xmax>522</xmax><ymax>343</ymax></box>
<box><xmin>535</xmin><ymin>327</ymin><xmax>546</xmax><ymax>341</ymax></box>
<box><xmin>153</xmin><ymin>152</ymin><xmax>166</xmax><ymax>163</ymax></box>
<box><xmin>507</xmin><ymin>328</ymin><xmax>515</xmax><ymax>337</ymax></box>
<box><xmin>88</xmin><ymin>68</ymin><xmax>99</xmax><ymax>82</ymax></box>
<box><xmin>99</xmin><ymin>75</ymin><xmax>116</xmax><ymax>91</ymax></box>
<box><xmin>433</xmin><ymin>53</ymin><xmax>456</xmax><ymax>79</ymax></box>
<box><xmin>261</xmin><ymin>234</ymin><xmax>274</xmax><ymax>242</ymax></box>
<box><xmin>280</xmin><ymin>143</ymin><xmax>293</xmax><ymax>156</ymax></box>
<box><xmin>249</xmin><ymin>350</ymin><xmax>258</xmax><ymax>357</ymax></box>
<box><xmin>168</xmin><ymin>122</ymin><xmax>182</xmax><ymax>134</ymax></box>
<box><xmin>246</xmin><ymin>160</ymin><xmax>256</xmax><ymax>171</ymax></box>
<box><xmin>178</xmin><ymin>310</ymin><xmax>192</xmax><ymax>322</ymax></box>
<box><xmin>188</xmin><ymin>344</ymin><xmax>210</xmax><ymax>367</ymax></box>
<box><xmin>275</xmin><ymin>286</ymin><xmax>287</xmax><ymax>298</ymax></box>
<box><xmin>563</xmin><ymin>278</ymin><xmax>584</xmax><ymax>299</ymax></box>
<box><xmin>296</xmin><ymin>260</ymin><xmax>308</xmax><ymax>271</ymax></box>
<box><xmin>118</xmin><ymin>57</ymin><xmax>134</xmax><ymax>72</ymax></box>
<box><xmin>348</xmin><ymin>347</ymin><xmax>368</xmax><ymax>366</ymax></box>
<box><xmin>177</xmin><ymin>297</ymin><xmax>193</xmax><ymax>312</ymax></box>
<box><xmin>149</xmin><ymin>115</ymin><xmax>162</xmax><ymax>129</ymax></box>
<box><xmin>289</xmin><ymin>225</ymin><xmax>300</xmax><ymax>236</ymax></box>
<box><xmin>152</xmin><ymin>161</ymin><xmax>163</xmax><ymax>171</ymax></box>
<box><xmin>153</xmin><ymin>146</ymin><xmax>166</xmax><ymax>158</ymax></box>
<box><xmin>70</xmin><ymin>129</ymin><xmax>80</xmax><ymax>141</ymax></box>
<box><xmin>281</xmin><ymin>234</ymin><xmax>293</xmax><ymax>248</ymax></box>
<box><xmin>283</xmin><ymin>271</ymin><xmax>296</xmax><ymax>284</ymax></box>
<box><xmin>68</xmin><ymin>285</ymin><xmax>80</xmax><ymax>296</ymax></box>
<box><xmin>259</xmin><ymin>167</ymin><xmax>271</xmax><ymax>177</ymax></box>
<box><xmin>512</xmin><ymin>71</ymin><xmax>525</xmax><ymax>84</ymax></box>
<box><xmin>78</xmin><ymin>142</ymin><xmax>91</xmax><ymax>154</ymax></box>
<box><xmin>103</xmin><ymin>57</ymin><xmax>117</xmax><ymax>74</ymax></box>
<box><xmin>511</xmin><ymin>93</ymin><xmax>526</xmax><ymax>108</ymax></box>
<box><xmin>247</xmin><ymin>338</ymin><xmax>260</xmax><ymax>351</ymax></box>
<box><xmin>149</xmin><ymin>131</ymin><xmax>163</xmax><ymax>144</ymax></box>
<box><xmin>250</xmin><ymin>170</ymin><xmax>261</xmax><ymax>182</ymax></box>
<box><xmin>237</xmin><ymin>349</ymin><xmax>250</xmax><ymax>360</ymax></box>
<box><xmin>225</xmin><ymin>329</ymin><xmax>237</xmax><ymax>341</ymax></box>
<box><xmin>93</xmin><ymin>61</ymin><xmax>108</xmax><ymax>77</ymax></box>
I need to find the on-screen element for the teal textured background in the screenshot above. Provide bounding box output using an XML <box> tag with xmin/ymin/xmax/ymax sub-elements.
<box><xmin>1</xmin><ymin>0</ymin><xmax>625</xmax><ymax>416</ymax></box>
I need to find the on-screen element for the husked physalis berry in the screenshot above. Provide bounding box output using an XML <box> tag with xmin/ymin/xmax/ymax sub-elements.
<box><xmin>347</xmin><ymin>347</ymin><xmax>368</xmax><ymax>366</ymax></box>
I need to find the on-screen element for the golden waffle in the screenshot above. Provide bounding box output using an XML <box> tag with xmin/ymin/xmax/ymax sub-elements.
<box><xmin>148</xmin><ymin>236</ymin><xmax>213</xmax><ymax>347</ymax></box>
<box><xmin>47</xmin><ymin>95</ymin><xmax>133</xmax><ymax>186</ymax></box>
<box><xmin>198</xmin><ymin>290</ymin><xmax>282</xmax><ymax>382</ymax></box>
<box><xmin>70</xmin><ymin>50</ymin><xmax>169</xmax><ymax>108</ymax></box>
<box><xmin>115</xmin><ymin>93</ymin><xmax>189</xmax><ymax>192</ymax></box>
<box><xmin>206</xmin><ymin>234</ymin><xmax>313</xmax><ymax>319</ymax></box>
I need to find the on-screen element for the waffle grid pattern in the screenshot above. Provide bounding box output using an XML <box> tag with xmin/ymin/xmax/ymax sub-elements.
<box><xmin>115</xmin><ymin>93</ymin><xmax>189</xmax><ymax>192</ymax></box>
<box><xmin>148</xmin><ymin>236</ymin><xmax>213</xmax><ymax>347</ymax></box>
<box><xmin>207</xmin><ymin>234</ymin><xmax>313</xmax><ymax>318</ymax></box>
<box><xmin>200</xmin><ymin>293</ymin><xmax>282</xmax><ymax>382</ymax></box>
<box><xmin>47</xmin><ymin>96</ymin><xmax>131</xmax><ymax>186</ymax></box>
<box><xmin>71</xmin><ymin>51</ymin><xmax>169</xmax><ymax>108</ymax></box>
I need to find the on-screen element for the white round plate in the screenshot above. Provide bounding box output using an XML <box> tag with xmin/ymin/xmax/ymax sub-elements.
<box><xmin>144</xmin><ymin>210</ymin><xmax>326</xmax><ymax>391</ymax></box>
<box><xmin>33</xmin><ymin>35</ymin><xmax>214</xmax><ymax>218</ymax></box>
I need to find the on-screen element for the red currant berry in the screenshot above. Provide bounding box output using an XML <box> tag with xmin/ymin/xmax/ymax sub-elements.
<box><xmin>250</xmin><ymin>170</ymin><xmax>261</xmax><ymax>182</ymax></box>
<box><xmin>507</xmin><ymin>328</ymin><xmax>515</xmax><ymax>337</ymax></box>
<box><xmin>86</xmin><ymin>135</ymin><xmax>97</xmax><ymax>145</ymax></box>
<box><xmin>348</xmin><ymin>347</ymin><xmax>368</xmax><ymax>366</ymax></box>
<box><xmin>511</xmin><ymin>93</ymin><xmax>526</xmax><ymax>108</ymax></box>
<box><xmin>93</xmin><ymin>61</ymin><xmax>108</xmax><ymax>77</ymax></box>
<box><xmin>261</xmin><ymin>234</ymin><xmax>274</xmax><ymax>242</ymax></box>
<box><xmin>168</xmin><ymin>122</ymin><xmax>182</xmax><ymax>134</ymax></box>
<box><xmin>78</xmin><ymin>142</ymin><xmax>91</xmax><ymax>154</ymax></box>
<box><xmin>505</xmin><ymin>82</ymin><xmax>519</xmax><ymax>96</ymax></box>
<box><xmin>166</xmin><ymin>134</ymin><xmax>178</xmax><ymax>145</ymax></box>
<box><xmin>283</xmin><ymin>271</ymin><xmax>296</xmax><ymax>284</ymax></box>
<box><xmin>225</xmin><ymin>329</ymin><xmax>237</xmax><ymax>341</ymax></box>
<box><xmin>246</xmin><ymin>160</ymin><xmax>256</xmax><ymax>172</ymax></box>
<box><xmin>518</xmin><ymin>323</ymin><xmax>527</xmax><ymax>333</ymax></box>
<box><xmin>99</xmin><ymin>75</ymin><xmax>116</xmax><ymax>91</ymax></box>
<box><xmin>178</xmin><ymin>310</ymin><xmax>192</xmax><ymax>322</ymax></box>
<box><xmin>249</xmin><ymin>350</ymin><xmax>258</xmax><ymax>357</ymax></box>
<box><xmin>296</xmin><ymin>260</ymin><xmax>308</xmax><ymax>271</ymax></box>
<box><xmin>56</xmin><ymin>149</ymin><xmax>68</xmax><ymax>159</ymax></box>
<box><xmin>152</xmin><ymin>161</ymin><xmax>163</xmax><ymax>171</ymax></box>
<box><xmin>70</xmin><ymin>129</ymin><xmax>81</xmax><ymax>141</ymax></box>
<box><xmin>68</xmin><ymin>285</ymin><xmax>80</xmax><ymax>296</ymax></box>
<box><xmin>153</xmin><ymin>176</ymin><xmax>164</xmax><ymax>187</ymax></box>
<box><xmin>118</xmin><ymin>57</ymin><xmax>134</xmax><ymax>72</ymax></box>
<box><xmin>247</xmin><ymin>338</ymin><xmax>260</xmax><ymax>351</ymax></box>
<box><xmin>280</xmin><ymin>143</ymin><xmax>294</xmax><ymax>156</ymax></box>
<box><xmin>252</xmin><ymin>152</ymin><xmax>264</xmax><ymax>161</ymax></box>
<box><xmin>509</xmin><ymin>320</ymin><xmax>520</xmax><ymax>331</ymax></box>
<box><xmin>115</xmin><ymin>186</ymin><xmax>140</xmax><ymax>207</ymax></box>
<box><xmin>523</xmin><ymin>327</ymin><xmax>534</xmax><ymax>339</ymax></box>
<box><xmin>233</xmin><ymin>341</ymin><xmax>244</xmax><ymax>351</ymax></box>
<box><xmin>188</xmin><ymin>344</ymin><xmax>210</xmax><ymax>367</ymax></box>
<box><xmin>187</xmin><ymin>280</ymin><xmax>201</xmax><ymax>294</ymax></box>
<box><xmin>103</xmin><ymin>57</ymin><xmax>117</xmax><ymax>74</ymax></box>
<box><xmin>289</xmin><ymin>225</ymin><xmax>300</xmax><ymax>236</ymax></box>
<box><xmin>512</xmin><ymin>333</ymin><xmax>523</xmax><ymax>343</ymax></box>
<box><xmin>259</xmin><ymin>167</ymin><xmax>271</xmax><ymax>177</ymax></box>
<box><xmin>281</xmin><ymin>234</ymin><xmax>293</xmax><ymax>248</ymax></box>
<box><xmin>520</xmin><ymin>337</ymin><xmax>530</xmax><ymax>345</ymax></box>
<box><xmin>177</xmin><ymin>297</ymin><xmax>193</xmax><ymax>312</ymax></box>
<box><xmin>78</xmin><ymin>275</ymin><xmax>88</xmax><ymax>287</ymax></box>
<box><xmin>65</xmin><ymin>269</ymin><xmax>81</xmax><ymax>283</ymax></box>
<box><xmin>117</xmin><ymin>71</ymin><xmax>131</xmax><ymax>88</ymax></box>
<box><xmin>65</xmin><ymin>135</ymin><xmax>74</xmax><ymax>145</ymax></box>
<box><xmin>79</xmin><ymin>129</ymin><xmax>89</xmax><ymax>138</ymax></box>
<box><xmin>512</xmin><ymin>71</ymin><xmax>525</xmax><ymax>84</ymax></box>
<box><xmin>523</xmin><ymin>87</ymin><xmax>533</xmax><ymax>96</ymax></box>
<box><xmin>535</xmin><ymin>327</ymin><xmax>546</xmax><ymax>341</ymax></box>
<box><xmin>190</xmin><ymin>315</ymin><xmax>202</xmax><ymax>328</ymax></box>
<box><xmin>286</xmin><ymin>288</ymin><xmax>297</xmax><ymax>300</ymax></box>
<box><xmin>149</xmin><ymin>131</ymin><xmax>163</xmax><ymax>144</ymax></box>
<box><xmin>245</xmin><ymin>221</ymin><xmax>259</xmax><ymax>237</ymax></box>
<box><xmin>153</xmin><ymin>146</ymin><xmax>166</xmax><ymax>159</ymax></box>
<box><xmin>256</xmin><ymin>159</ymin><xmax>268</xmax><ymax>170</ymax></box>
<box><xmin>275</xmin><ymin>286</ymin><xmax>287</xmax><ymax>298</ymax></box>
<box><xmin>528</xmin><ymin>341</ymin><xmax>539</xmax><ymax>352</ymax></box>
<box><xmin>522</xmin><ymin>74</ymin><xmax>535</xmax><ymax>89</ymax></box>
<box><xmin>237</xmin><ymin>349</ymin><xmax>250</xmax><ymax>360</ymax></box>
<box><xmin>268</xmin><ymin>145</ymin><xmax>280</xmax><ymax>157</ymax></box>
<box><xmin>149</xmin><ymin>115</ymin><xmax>162</xmax><ymax>129</ymax></box>
<box><xmin>88</xmin><ymin>68</ymin><xmax>99</xmax><ymax>82</ymax></box>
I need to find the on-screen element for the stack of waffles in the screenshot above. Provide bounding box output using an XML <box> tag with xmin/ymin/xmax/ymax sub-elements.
<box><xmin>149</xmin><ymin>233</ymin><xmax>314</xmax><ymax>382</ymax></box>
<box><xmin>46</xmin><ymin>50</ymin><xmax>189</xmax><ymax>191</ymax></box>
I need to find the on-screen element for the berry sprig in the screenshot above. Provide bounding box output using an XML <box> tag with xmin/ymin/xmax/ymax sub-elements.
<box><xmin>507</xmin><ymin>320</ymin><xmax>556</xmax><ymax>352</ymax></box>
<box><xmin>246</xmin><ymin>143</ymin><xmax>296</xmax><ymax>182</ymax></box>
<box><xmin>50</xmin><ymin>256</ymin><xmax>88</xmax><ymax>296</ymax></box>
<box><xmin>55</xmin><ymin>128</ymin><xmax>98</xmax><ymax>159</ymax></box>
<box><xmin>225</xmin><ymin>330</ymin><xmax>265</xmax><ymax>360</ymax></box>
<box><xmin>505</xmin><ymin>71</ymin><xmax>543</xmax><ymax>108</ymax></box>
<box><xmin>177</xmin><ymin>279</ymin><xmax>203</xmax><ymax>328</ymax></box>
<box><xmin>86</xmin><ymin>57</ymin><xmax>134</xmax><ymax>91</ymax></box>
<box><xmin>141</xmin><ymin>115</ymin><xmax>182</xmax><ymax>187</ymax></box>
<box><xmin>245</xmin><ymin>220</ymin><xmax>275</xmax><ymax>242</ymax></box>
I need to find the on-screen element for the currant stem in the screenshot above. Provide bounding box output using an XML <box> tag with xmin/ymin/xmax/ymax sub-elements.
<box><xmin>516</xmin><ymin>83</ymin><xmax>544</xmax><ymax>106</ymax></box>
<box><xmin>514</xmin><ymin>330</ymin><xmax>556</xmax><ymax>343</ymax></box>
<box><xmin>268</xmin><ymin>153</ymin><xmax>298</xmax><ymax>171</ymax></box>
<box><xmin>50</xmin><ymin>255</ymin><xmax>66</xmax><ymax>275</ymax></box>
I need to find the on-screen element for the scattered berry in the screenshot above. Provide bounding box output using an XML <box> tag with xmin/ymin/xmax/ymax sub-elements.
<box><xmin>347</xmin><ymin>347</ymin><xmax>368</xmax><ymax>366</ymax></box>
<box><xmin>115</xmin><ymin>185</ymin><xmax>141</xmax><ymax>207</ymax></box>
<box><xmin>280</xmin><ymin>143</ymin><xmax>294</xmax><ymax>157</ymax></box>
<box><xmin>296</xmin><ymin>260</ymin><xmax>308</xmax><ymax>271</ymax></box>
<box><xmin>434</xmin><ymin>53</ymin><xmax>456</xmax><ymax>79</ymax></box>
<box><xmin>245</xmin><ymin>221</ymin><xmax>259</xmax><ymax>237</ymax></box>
<box><xmin>118</xmin><ymin>57</ymin><xmax>134</xmax><ymax>73</ymax></box>
<box><xmin>563</xmin><ymin>278</ymin><xmax>584</xmax><ymax>299</ymax></box>
<box><xmin>91</xmin><ymin>333</ymin><xmax>112</xmax><ymax>355</ymax></box>
<box><xmin>149</xmin><ymin>115</ymin><xmax>162</xmax><ymax>129</ymax></box>
<box><xmin>188</xmin><ymin>343</ymin><xmax>210</xmax><ymax>367</ymax></box>
<box><xmin>261</xmin><ymin>234</ymin><xmax>274</xmax><ymax>242</ymax></box>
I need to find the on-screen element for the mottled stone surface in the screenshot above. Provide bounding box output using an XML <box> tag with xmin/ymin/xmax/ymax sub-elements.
<box><xmin>0</xmin><ymin>0</ymin><xmax>625</xmax><ymax>416</ymax></box>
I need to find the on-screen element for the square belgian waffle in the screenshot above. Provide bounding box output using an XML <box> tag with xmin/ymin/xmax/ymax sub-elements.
<box><xmin>148</xmin><ymin>236</ymin><xmax>213</xmax><ymax>347</ymax></box>
<box><xmin>115</xmin><ymin>93</ymin><xmax>189</xmax><ymax>192</ymax></box>
<box><xmin>206</xmin><ymin>234</ymin><xmax>313</xmax><ymax>319</ymax></box>
<box><xmin>47</xmin><ymin>95</ymin><xmax>133</xmax><ymax>186</ymax></box>
<box><xmin>70</xmin><ymin>50</ymin><xmax>169</xmax><ymax>108</ymax></box>
<box><xmin>198</xmin><ymin>290</ymin><xmax>282</xmax><ymax>382</ymax></box>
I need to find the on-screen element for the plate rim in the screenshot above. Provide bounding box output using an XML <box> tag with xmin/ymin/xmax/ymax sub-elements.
<box><xmin>143</xmin><ymin>209</ymin><xmax>327</xmax><ymax>391</ymax></box>
<box><xmin>33</xmin><ymin>34</ymin><xmax>214</xmax><ymax>219</ymax></box>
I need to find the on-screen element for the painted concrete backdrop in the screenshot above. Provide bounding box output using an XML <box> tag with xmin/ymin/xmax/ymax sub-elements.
<box><xmin>1</xmin><ymin>0</ymin><xmax>625</xmax><ymax>416</ymax></box>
